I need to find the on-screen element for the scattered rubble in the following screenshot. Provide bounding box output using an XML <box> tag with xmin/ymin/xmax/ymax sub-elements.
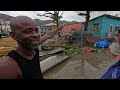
<box><xmin>87</xmin><ymin>35</ymin><xmax>103</xmax><ymax>44</ymax></box>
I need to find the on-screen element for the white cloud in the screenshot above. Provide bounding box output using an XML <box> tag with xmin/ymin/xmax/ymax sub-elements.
<box><xmin>61</xmin><ymin>11</ymin><xmax>85</xmax><ymax>22</ymax></box>
<box><xmin>0</xmin><ymin>11</ymin><xmax>120</xmax><ymax>22</ymax></box>
<box><xmin>0</xmin><ymin>11</ymin><xmax>85</xmax><ymax>22</ymax></box>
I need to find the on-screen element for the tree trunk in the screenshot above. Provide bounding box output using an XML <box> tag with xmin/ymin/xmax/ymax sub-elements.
<box><xmin>56</xmin><ymin>19</ymin><xmax>59</xmax><ymax>27</ymax></box>
<box><xmin>84</xmin><ymin>11</ymin><xmax>90</xmax><ymax>31</ymax></box>
<box><xmin>82</xmin><ymin>11</ymin><xmax>90</xmax><ymax>45</ymax></box>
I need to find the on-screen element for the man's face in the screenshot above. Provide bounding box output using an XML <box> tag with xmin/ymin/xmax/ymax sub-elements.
<box><xmin>14</xmin><ymin>21</ymin><xmax>40</xmax><ymax>50</ymax></box>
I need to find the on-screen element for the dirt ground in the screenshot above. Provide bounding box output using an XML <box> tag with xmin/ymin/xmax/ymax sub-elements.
<box><xmin>43</xmin><ymin>52</ymin><xmax>117</xmax><ymax>79</ymax></box>
<box><xmin>0</xmin><ymin>37</ymin><xmax>17</xmax><ymax>56</ymax></box>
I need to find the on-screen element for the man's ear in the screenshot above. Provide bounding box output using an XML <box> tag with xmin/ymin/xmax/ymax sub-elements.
<box><xmin>10</xmin><ymin>32</ymin><xmax>17</xmax><ymax>40</ymax></box>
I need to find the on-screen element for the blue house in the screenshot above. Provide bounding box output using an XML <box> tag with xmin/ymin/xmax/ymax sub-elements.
<box><xmin>87</xmin><ymin>14</ymin><xmax>120</xmax><ymax>39</ymax></box>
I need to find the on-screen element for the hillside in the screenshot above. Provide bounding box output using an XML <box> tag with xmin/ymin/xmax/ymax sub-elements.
<box><xmin>0</xmin><ymin>13</ymin><xmax>78</xmax><ymax>26</ymax></box>
<box><xmin>0</xmin><ymin>13</ymin><xmax>14</xmax><ymax>21</ymax></box>
<box><xmin>34</xmin><ymin>19</ymin><xmax>78</xmax><ymax>26</ymax></box>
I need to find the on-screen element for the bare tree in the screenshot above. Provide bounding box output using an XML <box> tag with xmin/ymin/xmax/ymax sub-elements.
<box><xmin>78</xmin><ymin>11</ymin><xmax>90</xmax><ymax>31</ymax></box>
<box><xmin>35</xmin><ymin>11</ymin><xmax>64</xmax><ymax>27</ymax></box>
<box><xmin>77</xmin><ymin>11</ymin><xmax>106</xmax><ymax>31</ymax></box>
<box><xmin>34</xmin><ymin>11</ymin><xmax>64</xmax><ymax>37</ymax></box>
<box><xmin>77</xmin><ymin>11</ymin><xmax>106</xmax><ymax>45</ymax></box>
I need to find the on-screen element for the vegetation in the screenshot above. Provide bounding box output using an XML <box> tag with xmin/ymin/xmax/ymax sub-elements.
<box><xmin>42</xmin><ymin>36</ymin><xmax>106</xmax><ymax>57</ymax></box>
<box><xmin>62</xmin><ymin>44</ymin><xmax>82</xmax><ymax>56</ymax></box>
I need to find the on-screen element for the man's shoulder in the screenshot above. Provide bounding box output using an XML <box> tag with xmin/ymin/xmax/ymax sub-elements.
<box><xmin>3</xmin><ymin>56</ymin><xmax>18</xmax><ymax>64</ymax></box>
<box><xmin>101</xmin><ymin>60</ymin><xmax>120</xmax><ymax>79</ymax></box>
<box><xmin>0</xmin><ymin>56</ymin><xmax>19</xmax><ymax>71</ymax></box>
<box><xmin>7</xmin><ymin>50</ymin><xmax>16</xmax><ymax>56</ymax></box>
<box><xmin>0</xmin><ymin>56</ymin><xmax>20</xmax><ymax>79</ymax></box>
<box><xmin>112</xmin><ymin>60</ymin><xmax>120</xmax><ymax>67</ymax></box>
<box><xmin>107</xmin><ymin>60</ymin><xmax>120</xmax><ymax>74</ymax></box>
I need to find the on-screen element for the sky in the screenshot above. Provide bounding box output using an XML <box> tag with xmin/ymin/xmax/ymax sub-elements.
<box><xmin>0</xmin><ymin>11</ymin><xmax>120</xmax><ymax>22</ymax></box>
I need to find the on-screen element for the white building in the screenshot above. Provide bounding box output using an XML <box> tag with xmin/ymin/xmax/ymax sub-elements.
<box><xmin>5</xmin><ymin>21</ymin><xmax>11</xmax><ymax>31</ymax></box>
<box><xmin>40</xmin><ymin>23</ymin><xmax>57</xmax><ymax>36</ymax></box>
<box><xmin>0</xmin><ymin>19</ymin><xmax>11</xmax><ymax>36</ymax></box>
<box><xmin>0</xmin><ymin>19</ymin><xmax>5</xmax><ymax>34</ymax></box>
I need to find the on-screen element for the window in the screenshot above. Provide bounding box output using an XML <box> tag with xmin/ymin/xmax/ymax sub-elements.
<box><xmin>92</xmin><ymin>23</ymin><xmax>99</xmax><ymax>32</ymax></box>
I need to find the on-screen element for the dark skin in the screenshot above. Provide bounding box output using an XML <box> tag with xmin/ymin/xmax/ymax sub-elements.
<box><xmin>0</xmin><ymin>16</ymin><xmax>63</xmax><ymax>79</ymax></box>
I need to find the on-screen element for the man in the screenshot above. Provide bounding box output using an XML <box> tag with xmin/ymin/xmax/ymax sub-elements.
<box><xmin>107</xmin><ymin>29</ymin><xmax>112</xmax><ymax>39</ymax></box>
<box><xmin>0</xmin><ymin>16</ymin><xmax>63</xmax><ymax>79</ymax></box>
<box><xmin>101</xmin><ymin>29</ymin><xmax>120</xmax><ymax>79</ymax></box>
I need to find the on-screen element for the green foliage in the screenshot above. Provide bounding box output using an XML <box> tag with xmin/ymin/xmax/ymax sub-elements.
<box><xmin>62</xmin><ymin>44</ymin><xmax>82</xmax><ymax>56</ymax></box>
<box><xmin>91</xmin><ymin>46</ymin><xmax>103</xmax><ymax>53</ymax></box>
<box><xmin>54</xmin><ymin>37</ymin><xmax>67</xmax><ymax>43</ymax></box>
<box><xmin>96</xmin><ymin>48</ymin><xmax>104</xmax><ymax>53</ymax></box>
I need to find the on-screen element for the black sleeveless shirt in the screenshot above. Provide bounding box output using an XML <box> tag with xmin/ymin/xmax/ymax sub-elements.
<box><xmin>7</xmin><ymin>48</ymin><xmax>43</xmax><ymax>79</ymax></box>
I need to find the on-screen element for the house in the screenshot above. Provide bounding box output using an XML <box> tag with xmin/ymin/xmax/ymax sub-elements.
<box><xmin>87</xmin><ymin>14</ymin><xmax>120</xmax><ymax>39</ymax></box>
<box><xmin>62</xmin><ymin>22</ymin><xmax>83</xmax><ymax>36</ymax></box>
<box><xmin>5</xmin><ymin>21</ymin><xmax>11</xmax><ymax>32</ymax></box>
<box><xmin>41</xmin><ymin>23</ymin><xmax>57</xmax><ymax>30</ymax></box>
<box><xmin>40</xmin><ymin>22</ymin><xmax>82</xmax><ymax>37</ymax></box>
<box><xmin>40</xmin><ymin>23</ymin><xmax>57</xmax><ymax>36</ymax></box>
<box><xmin>0</xmin><ymin>19</ymin><xmax>11</xmax><ymax>36</ymax></box>
<box><xmin>0</xmin><ymin>19</ymin><xmax>5</xmax><ymax>34</ymax></box>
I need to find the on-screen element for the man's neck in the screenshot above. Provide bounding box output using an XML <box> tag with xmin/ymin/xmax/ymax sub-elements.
<box><xmin>16</xmin><ymin>46</ymin><xmax>35</xmax><ymax>60</ymax></box>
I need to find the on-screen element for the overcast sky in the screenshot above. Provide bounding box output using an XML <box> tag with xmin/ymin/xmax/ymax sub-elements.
<box><xmin>0</xmin><ymin>11</ymin><xmax>120</xmax><ymax>22</ymax></box>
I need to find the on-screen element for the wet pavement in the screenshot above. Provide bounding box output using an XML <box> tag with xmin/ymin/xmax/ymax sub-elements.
<box><xmin>43</xmin><ymin>52</ymin><xmax>117</xmax><ymax>79</ymax></box>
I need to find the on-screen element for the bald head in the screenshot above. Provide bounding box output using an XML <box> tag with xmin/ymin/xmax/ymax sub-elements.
<box><xmin>10</xmin><ymin>16</ymin><xmax>37</xmax><ymax>32</ymax></box>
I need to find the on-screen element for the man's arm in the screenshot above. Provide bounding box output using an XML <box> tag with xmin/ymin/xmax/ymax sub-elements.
<box><xmin>39</xmin><ymin>26</ymin><xmax>63</xmax><ymax>44</ymax></box>
<box><xmin>0</xmin><ymin>57</ymin><xmax>20</xmax><ymax>79</ymax></box>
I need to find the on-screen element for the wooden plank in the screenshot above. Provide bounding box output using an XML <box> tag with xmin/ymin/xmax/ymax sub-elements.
<box><xmin>40</xmin><ymin>54</ymin><xmax>69</xmax><ymax>73</ymax></box>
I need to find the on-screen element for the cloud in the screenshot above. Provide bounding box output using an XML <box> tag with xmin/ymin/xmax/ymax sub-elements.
<box><xmin>0</xmin><ymin>11</ymin><xmax>120</xmax><ymax>22</ymax></box>
<box><xmin>61</xmin><ymin>11</ymin><xmax>85</xmax><ymax>22</ymax></box>
<box><xmin>0</xmin><ymin>11</ymin><xmax>84</xmax><ymax>22</ymax></box>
